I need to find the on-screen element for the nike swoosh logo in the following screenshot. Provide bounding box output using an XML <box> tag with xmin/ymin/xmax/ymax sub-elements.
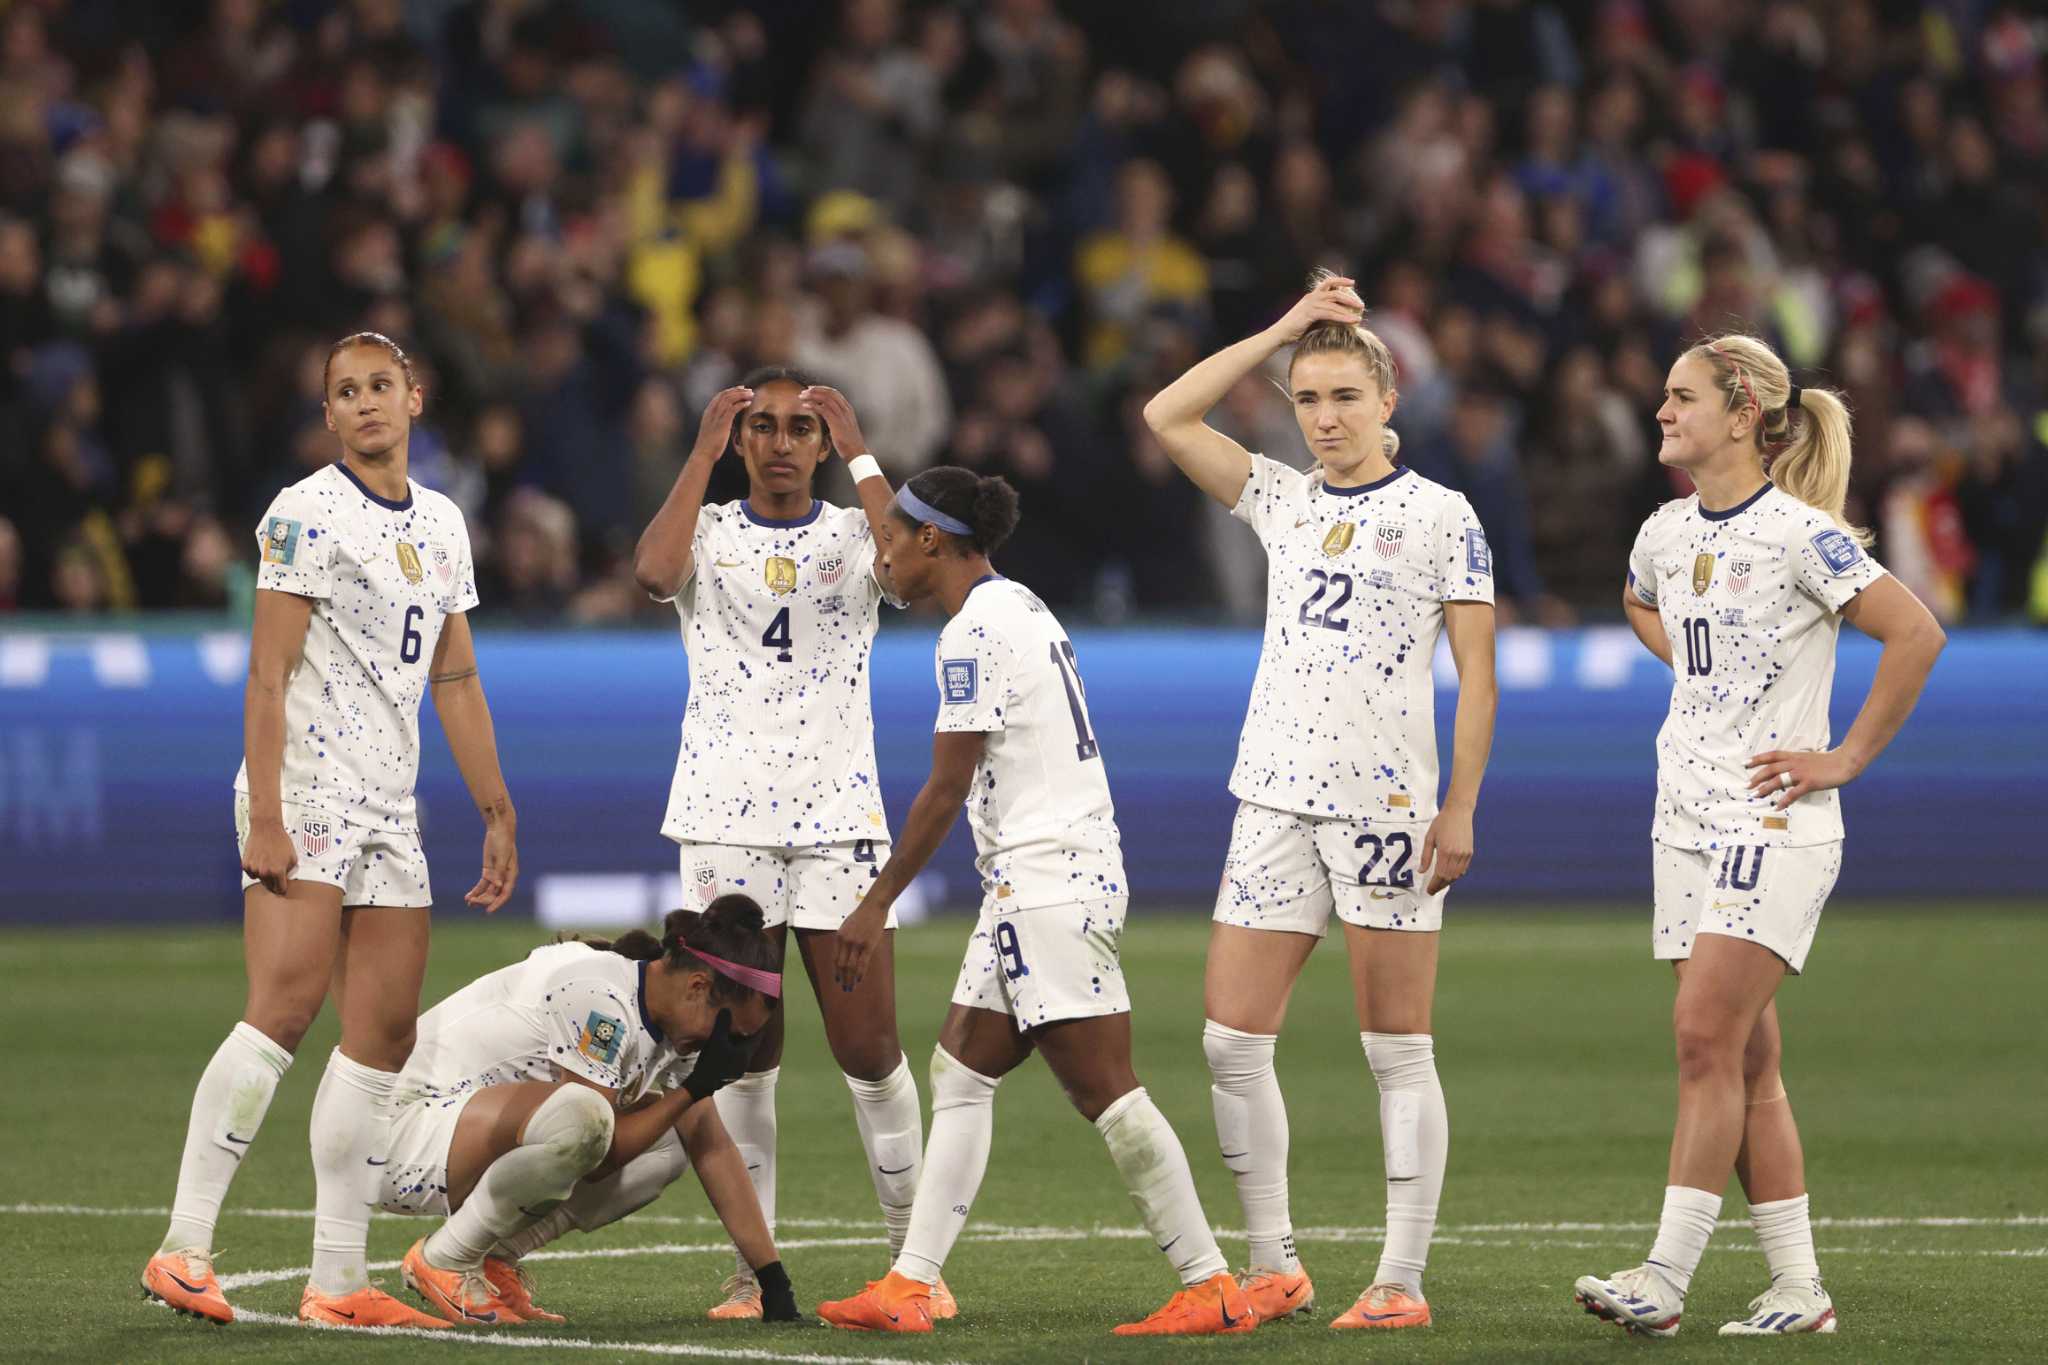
<box><xmin>1370</xmin><ymin>890</ymin><xmax>1399</xmax><ymax>900</ymax></box>
<box><xmin>1711</xmin><ymin>900</ymin><xmax>1746</xmax><ymax>911</ymax></box>
<box><xmin>166</xmin><ymin>1272</ymin><xmax>210</xmax><ymax>1295</ymax></box>
<box><xmin>878</xmin><ymin>1164</ymin><xmax>914</xmax><ymax>1175</ymax></box>
<box><xmin>329</xmin><ymin>1309</ymin><xmax>357</xmax><ymax>1320</ymax></box>
<box><xmin>1282</xmin><ymin>1284</ymin><xmax>1302</xmax><ymax>1299</ymax></box>
<box><xmin>1158</xmin><ymin>1235</ymin><xmax>1181</xmax><ymax>1253</ymax></box>
<box><xmin>1221</xmin><ymin>1299</ymin><xmax>1239</xmax><ymax>1327</ymax></box>
<box><xmin>1387</xmin><ymin>1175</ymin><xmax>1418</xmax><ymax>1183</ymax></box>
<box><xmin>880</xmin><ymin>1307</ymin><xmax>900</xmax><ymax>1324</ymax></box>
<box><xmin>223</xmin><ymin>1133</ymin><xmax>251</xmax><ymax>1145</ymax></box>
<box><xmin>1294</xmin><ymin>518</ymin><xmax>1311</xmax><ymax>528</ymax></box>
<box><xmin>715</xmin><ymin>559</ymin><xmax>741</xmax><ymax>568</ymax></box>
<box><xmin>1360</xmin><ymin>1310</ymin><xmax>1405</xmax><ymax>1321</ymax></box>
<box><xmin>366</xmin><ymin>1158</ymin><xmax>388</xmax><ymax>1166</ymax></box>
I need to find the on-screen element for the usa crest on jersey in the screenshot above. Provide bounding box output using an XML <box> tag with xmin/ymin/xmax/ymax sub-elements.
<box><xmin>299</xmin><ymin>816</ymin><xmax>333</xmax><ymax>858</ymax></box>
<box><xmin>1374</xmin><ymin>524</ymin><xmax>1405</xmax><ymax>559</ymax></box>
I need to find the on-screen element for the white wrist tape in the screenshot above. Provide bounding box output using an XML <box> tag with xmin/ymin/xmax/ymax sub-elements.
<box><xmin>846</xmin><ymin>454</ymin><xmax>883</xmax><ymax>484</ymax></box>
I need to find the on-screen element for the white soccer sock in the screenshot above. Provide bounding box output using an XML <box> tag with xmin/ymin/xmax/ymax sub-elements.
<box><xmin>426</xmin><ymin>1085</ymin><xmax>615</xmax><ymax>1270</ymax></box>
<box><xmin>894</xmin><ymin>1047</ymin><xmax>999</xmax><ymax>1286</ymax></box>
<box><xmin>714</xmin><ymin>1067</ymin><xmax>778</xmax><ymax>1281</ymax></box>
<box><xmin>1096</xmin><ymin>1086</ymin><xmax>1230</xmax><ymax>1287</ymax></box>
<box><xmin>160</xmin><ymin>1022</ymin><xmax>293</xmax><ymax>1255</ymax></box>
<box><xmin>845</xmin><ymin>1055</ymin><xmax>923</xmax><ymax>1259</ymax></box>
<box><xmin>308</xmin><ymin>1049</ymin><xmax>400</xmax><ymax>1294</ymax></box>
<box><xmin>1363</xmin><ymin>1032</ymin><xmax>1449</xmax><ymax>1295</ymax></box>
<box><xmin>1750</xmin><ymin>1193</ymin><xmax>1820</xmax><ymax>1285</ymax></box>
<box><xmin>494</xmin><ymin>1127</ymin><xmax>691</xmax><ymax>1260</ymax></box>
<box><xmin>1203</xmin><ymin>1020</ymin><xmax>1297</xmax><ymax>1273</ymax></box>
<box><xmin>1647</xmin><ymin>1184</ymin><xmax>1724</xmax><ymax>1296</ymax></box>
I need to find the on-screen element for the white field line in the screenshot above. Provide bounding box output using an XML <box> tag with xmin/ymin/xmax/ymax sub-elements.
<box><xmin>156</xmin><ymin>1302</ymin><xmax>960</xmax><ymax>1365</ymax></box>
<box><xmin>12</xmin><ymin>1201</ymin><xmax>2047</xmax><ymax>1234</ymax></box>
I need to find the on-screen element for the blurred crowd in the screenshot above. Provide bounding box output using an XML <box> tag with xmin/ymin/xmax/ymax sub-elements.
<box><xmin>3</xmin><ymin>0</ymin><xmax>2046</xmax><ymax>625</ymax></box>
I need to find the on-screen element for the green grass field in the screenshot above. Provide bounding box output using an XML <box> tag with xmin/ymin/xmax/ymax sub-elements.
<box><xmin>7</xmin><ymin>905</ymin><xmax>2044</xmax><ymax>1363</ymax></box>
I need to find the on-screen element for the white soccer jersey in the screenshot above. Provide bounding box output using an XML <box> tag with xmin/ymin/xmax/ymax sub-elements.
<box><xmin>661</xmin><ymin>500</ymin><xmax>896</xmax><ymax>848</ymax></box>
<box><xmin>934</xmin><ymin>577</ymin><xmax>1126</xmax><ymax>909</ymax></box>
<box><xmin>399</xmin><ymin>943</ymin><xmax>688</xmax><ymax>1108</ymax></box>
<box><xmin>232</xmin><ymin>463</ymin><xmax>478</xmax><ymax>832</ymax></box>
<box><xmin>1627</xmin><ymin>483</ymin><xmax>1887</xmax><ymax>849</ymax></box>
<box><xmin>1229</xmin><ymin>456</ymin><xmax>1493</xmax><ymax>823</ymax></box>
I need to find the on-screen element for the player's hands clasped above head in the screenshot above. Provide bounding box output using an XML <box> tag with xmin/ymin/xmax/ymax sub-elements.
<box><xmin>680</xmin><ymin>1008</ymin><xmax>753</xmax><ymax>1102</ymax></box>
<box><xmin>691</xmin><ymin>386</ymin><xmax>755</xmax><ymax>464</ymax></box>
<box><xmin>799</xmin><ymin>385</ymin><xmax>869</xmax><ymax>460</ymax></box>
<box><xmin>242</xmin><ymin>820</ymin><xmax>297</xmax><ymax>897</ymax></box>
<box><xmin>466</xmin><ymin>817</ymin><xmax>518</xmax><ymax>913</ymax></box>
<box><xmin>1272</xmin><ymin>275</ymin><xmax>1365</xmax><ymax>343</ymax></box>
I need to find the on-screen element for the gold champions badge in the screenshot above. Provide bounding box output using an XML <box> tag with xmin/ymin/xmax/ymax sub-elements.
<box><xmin>764</xmin><ymin>556</ymin><xmax>798</xmax><ymax>595</ymax></box>
<box><xmin>1321</xmin><ymin>522</ymin><xmax>1356</xmax><ymax>557</ymax></box>
<box><xmin>396</xmin><ymin>541</ymin><xmax>424</xmax><ymax>583</ymax></box>
<box><xmin>1692</xmin><ymin>552</ymin><xmax>1715</xmax><ymax>595</ymax></box>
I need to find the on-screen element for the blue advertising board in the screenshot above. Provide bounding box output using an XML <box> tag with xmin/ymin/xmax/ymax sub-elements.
<box><xmin>0</xmin><ymin>625</ymin><xmax>2040</xmax><ymax>923</ymax></box>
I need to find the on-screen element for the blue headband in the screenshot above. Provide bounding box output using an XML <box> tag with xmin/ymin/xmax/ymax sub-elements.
<box><xmin>893</xmin><ymin>486</ymin><xmax>973</xmax><ymax>537</ymax></box>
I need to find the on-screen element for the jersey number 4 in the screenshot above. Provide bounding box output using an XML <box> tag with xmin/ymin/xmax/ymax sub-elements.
<box><xmin>762</xmin><ymin>606</ymin><xmax>793</xmax><ymax>662</ymax></box>
<box><xmin>1299</xmin><ymin>569</ymin><xmax>1353</xmax><ymax>632</ymax></box>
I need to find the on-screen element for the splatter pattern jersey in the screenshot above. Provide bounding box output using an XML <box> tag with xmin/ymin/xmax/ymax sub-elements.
<box><xmin>934</xmin><ymin>576</ymin><xmax>1125</xmax><ymax>910</ymax></box>
<box><xmin>397</xmin><ymin>943</ymin><xmax>692</xmax><ymax>1108</ymax></box>
<box><xmin>1229</xmin><ymin>457</ymin><xmax>1493</xmax><ymax>824</ymax></box>
<box><xmin>232</xmin><ymin>462</ymin><xmax>478</xmax><ymax>832</ymax></box>
<box><xmin>1627</xmin><ymin>483</ymin><xmax>1886</xmax><ymax>849</ymax></box>
<box><xmin>660</xmin><ymin>499</ymin><xmax>895</xmax><ymax>848</ymax></box>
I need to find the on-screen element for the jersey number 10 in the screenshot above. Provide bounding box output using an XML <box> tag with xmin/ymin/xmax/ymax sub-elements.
<box><xmin>1681</xmin><ymin>617</ymin><xmax>1712</xmax><ymax>677</ymax></box>
<box><xmin>1049</xmin><ymin>641</ymin><xmax>1099</xmax><ymax>761</ymax></box>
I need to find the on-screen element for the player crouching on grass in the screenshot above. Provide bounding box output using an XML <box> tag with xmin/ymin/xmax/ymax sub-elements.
<box><xmin>373</xmin><ymin>897</ymin><xmax>801</xmax><ymax>1325</ymax></box>
<box><xmin>815</xmin><ymin>468</ymin><xmax>1255</xmax><ymax>1337</ymax></box>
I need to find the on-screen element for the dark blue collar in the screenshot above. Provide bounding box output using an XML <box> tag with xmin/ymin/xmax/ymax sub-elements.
<box><xmin>1321</xmin><ymin>466</ymin><xmax>1407</xmax><ymax>497</ymax></box>
<box><xmin>965</xmin><ymin>573</ymin><xmax>1004</xmax><ymax>601</ymax></box>
<box><xmin>637</xmin><ymin>960</ymin><xmax>665</xmax><ymax>1045</ymax></box>
<box><xmin>1699</xmin><ymin>483</ymin><xmax>1773</xmax><ymax>522</ymax></box>
<box><xmin>334</xmin><ymin>459</ymin><xmax>413</xmax><ymax>510</ymax></box>
<box><xmin>741</xmin><ymin>498</ymin><xmax>822</xmax><ymax>528</ymax></box>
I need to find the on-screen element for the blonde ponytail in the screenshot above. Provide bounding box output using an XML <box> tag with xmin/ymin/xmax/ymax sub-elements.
<box><xmin>1687</xmin><ymin>333</ymin><xmax>1870</xmax><ymax>546</ymax></box>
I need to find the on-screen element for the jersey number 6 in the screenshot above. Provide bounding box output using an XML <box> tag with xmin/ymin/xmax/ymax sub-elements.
<box><xmin>400</xmin><ymin>604</ymin><xmax>424</xmax><ymax>664</ymax></box>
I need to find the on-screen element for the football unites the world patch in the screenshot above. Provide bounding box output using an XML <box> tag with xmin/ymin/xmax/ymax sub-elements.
<box><xmin>262</xmin><ymin>517</ymin><xmax>301</xmax><ymax>566</ymax></box>
<box><xmin>1811</xmin><ymin>529</ymin><xmax>1863</xmax><ymax>575</ymax></box>
<box><xmin>1466</xmin><ymin>527</ymin><xmax>1492</xmax><ymax>575</ymax></box>
<box><xmin>579</xmin><ymin>1011</ymin><xmax>625</xmax><ymax>1066</ymax></box>
<box><xmin>942</xmin><ymin>657</ymin><xmax>978</xmax><ymax>703</ymax></box>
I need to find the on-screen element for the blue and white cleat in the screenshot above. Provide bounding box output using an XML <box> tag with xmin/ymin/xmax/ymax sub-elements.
<box><xmin>1719</xmin><ymin>1279</ymin><xmax>1837</xmax><ymax>1336</ymax></box>
<box><xmin>1573</xmin><ymin>1264</ymin><xmax>1684</xmax><ymax>1337</ymax></box>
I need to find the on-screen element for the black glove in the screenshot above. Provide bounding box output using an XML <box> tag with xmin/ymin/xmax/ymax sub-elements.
<box><xmin>755</xmin><ymin>1260</ymin><xmax>800</xmax><ymax>1321</ymax></box>
<box><xmin>680</xmin><ymin>1009</ymin><xmax>750</xmax><ymax>1102</ymax></box>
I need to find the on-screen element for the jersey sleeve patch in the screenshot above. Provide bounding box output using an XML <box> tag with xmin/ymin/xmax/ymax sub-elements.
<box><xmin>1810</xmin><ymin>529</ymin><xmax>1862</xmax><ymax>575</ymax></box>
<box><xmin>942</xmin><ymin>658</ymin><xmax>978</xmax><ymax>704</ymax></box>
<box><xmin>1465</xmin><ymin>526</ymin><xmax>1492</xmax><ymax>575</ymax></box>
<box><xmin>262</xmin><ymin>516</ymin><xmax>302</xmax><ymax>565</ymax></box>
<box><xmin>578</xmin><ymin>1011</ymin><xmax>625</xmax><ymax>1067</ymax></box>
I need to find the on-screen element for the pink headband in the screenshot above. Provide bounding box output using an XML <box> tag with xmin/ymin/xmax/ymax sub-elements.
<box><xmin>686</xmin><ymin>948</ymin><xmax>782</xmax><ymax>998</ymax></box>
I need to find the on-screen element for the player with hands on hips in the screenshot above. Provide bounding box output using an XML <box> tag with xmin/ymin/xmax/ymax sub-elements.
<box><xmin>818</xmin><ymin>467</ymin><xmax>1255</xmax><ymax>1338</ymax></box>
<box><xmin>632</xmin><ymin>369</ymin><xmax>951</xmax><ymax>1320</ymax></box>
<box><xmin>363</xmin><ymin>897</ymin><xmax>801</xmax><ymax>1325</ymax></box>
<box><xmin>1574</xmin><ymin>334</ymin><xmax>1944</xmax><ymax>1339</ymax></box>
<box><xmin>1141</xmin><ymin>268</ymin><xmax>1500</xmax><ymax>1331</ymax></box>
<box><xmin>144</xmin><ymin>332</ymin><xmax>517</xmax><ymax>1330</ymax></box>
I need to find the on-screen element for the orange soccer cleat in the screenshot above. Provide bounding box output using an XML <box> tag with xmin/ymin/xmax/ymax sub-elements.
<box><xmin>1239</xmin><ymin>1264</ymin><xmax>1315</xmax><ymax>1323</ymax></box>
<box><xmin>141</xmin><ymin>1249</ymin><xmax>234</xmax><ymax>1325</ymax></box>
<box><xmin>483</xmin><ymin>1257</ymin><xmax>565</xmax><ymax>1324</ymax></box>
<box><xmin>297</xmin><ymin>1280</ymin><xmax>453</xmax><ymax>1329</ymax></box>
<box><xmin>1112</xmin><ymin>1271</ymin><xmax>1259</xmax><ymax>1336</ymax></box>
<box><xmin>1331</xmin><ymin>1281</ymin><xmax>1432</xmax><ymax>1330</ymax></box>
<box><xmin>707</xmin><ymin>1272</ymin><xmax>762</xmax><ymax>1321</ymax></box>
<box><xmin>928</xmin><ymin>1276</ymin><xmax>959</xmax><ymax>1321</ymax></box>
<box><xmin>816</xmin><ymin>1270</ymin><xmax>935</xmax><ymax>1333</ymax></box>
<box><xmin>398</xmin><ymin>1239</ymin><xmax>524</xmax><ymax>1326</ymax></box>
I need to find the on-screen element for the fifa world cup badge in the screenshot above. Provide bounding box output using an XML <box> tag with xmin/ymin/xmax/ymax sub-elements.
<box><xmin>1322</xmin><ymin>522</ymin><xmax>1356</xmax><ymax>556</ymax></box>
<box><xmin>764</xmin><ymin>556</ymin><xmax>798</xmax><ymax>595</ymax></box>
<box><xmin>1692</xmin><ymin>552</ymin><xmax>1716</xmax><ymax>595</ymax></box>
<box><xmin>396</xmin><ymin>541</ymin><xmax>425</xmax><ymax>583</ymax></box>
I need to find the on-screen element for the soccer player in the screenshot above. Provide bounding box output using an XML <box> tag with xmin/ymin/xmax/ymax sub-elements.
<box><xmin>815</xmin><ymin>468</ymin><xmax>1255</xmax><ymax>1338</ymax></box>
<box><xmin>1573</xmin><ymin>335</ymin><xmax>1945</xmax><ymax>1338</ymax></box>
<box><xmin>1141</xmin><ymin>271</ymin><xmax>1499</xmax><ymax>1331</ymax></box>
<box><xmin>376</xmin><ymin>898</ymin><xmax>796</xmax><ymax>1325</ymax></box>
<box><xmin>142</xmin><ymin>332</ymin><xmax>519</xmax><ymax>1328</ymax></box>
<box><xmin>632</xmin><ymin>373</ymin><xmax>948</xmax><ymax>1319</ymax></box>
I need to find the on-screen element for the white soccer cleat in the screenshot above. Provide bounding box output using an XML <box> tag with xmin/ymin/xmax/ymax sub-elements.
<box><xmin>1719</xmin><ymin>1279</ymin><xmax>1837</xmax><ymax>1336</ymax></box>
<box><xmin>1573</xmin><ymin>1264</ymin><xmax>1684</xmax><ymax>1337</ymax></box>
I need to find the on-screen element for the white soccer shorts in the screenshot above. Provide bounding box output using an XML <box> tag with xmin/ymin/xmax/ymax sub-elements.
<box><xmin>951</xmin><ymin>897</ymin><xmax>1131</xmax><ymax>1030</ymax></box>
<box><xmin>1213</xmin><ymin>800</ymin><xmax>1447</xmax><ymax>936</ymax></box>
<box><xmin>376</xmin><ymin>1089</ymin><xmax>476</xmax><ymax>1217</ymax></box>
<box><xmin>674</xmin><ymin>839</ymin><xmax>894</xmax><ymax>932</ymax></box>
<box><xmin>1653</xmin><ymin>840</ymin><xmax>1842</xmax><ymax>975</ymax></box>
<box><xmin>235</xmin><ymin>793</ymin><xmax>432</xmax><ymax>908</ymax></box>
